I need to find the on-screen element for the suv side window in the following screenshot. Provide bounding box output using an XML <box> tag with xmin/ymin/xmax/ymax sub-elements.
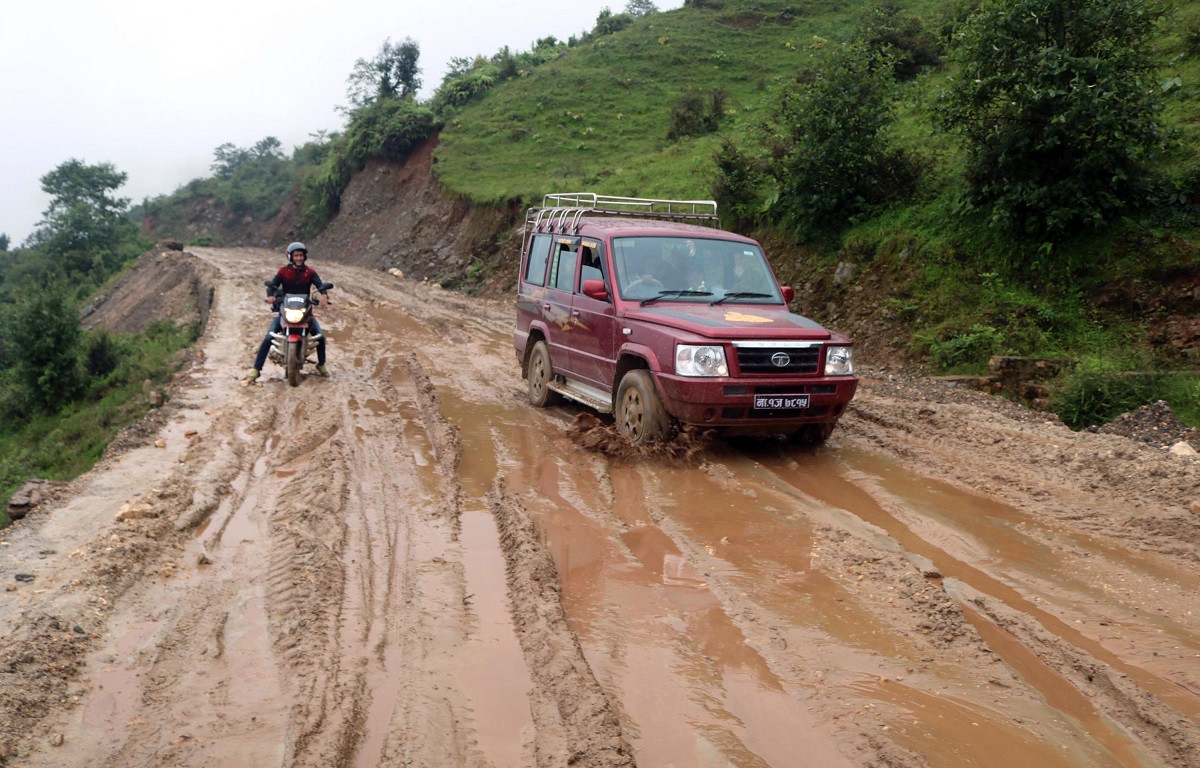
<box><xmin>579</xmin><ymin>241</ymin><xmax>605</xmax><ymax>290</ymax></box>
<box><xmin>524</xmin><ymin>234</ymin><xmax>552</xmax><ymax>285</ymax></box>
<box><xmin>549</xmin><ymin>239</ymin><xmax>578</xmax><ymax>293</ymax></box>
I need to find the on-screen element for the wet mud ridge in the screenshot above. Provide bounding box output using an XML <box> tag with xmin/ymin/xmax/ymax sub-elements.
<box><xmin>0</xmin><ymin>246</ymin><xmax>1197</xmax><ymax>767</ymax></box>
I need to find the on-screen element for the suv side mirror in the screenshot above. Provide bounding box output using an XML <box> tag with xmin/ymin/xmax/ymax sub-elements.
<box><xmin>781</xmin><ymin>286</ymin><xmax>795</xmax><ymax>303</ymax></box>
<box><xmin>582</xmin><ymin>279</ymin><xmax>609</xmax><ymax>301</ymax></box>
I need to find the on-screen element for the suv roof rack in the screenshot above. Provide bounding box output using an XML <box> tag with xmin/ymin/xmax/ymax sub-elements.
<box><xmin>525</xmin><ymin>192</ymin><xmax>721</xmax><ymax>235</ymax></box>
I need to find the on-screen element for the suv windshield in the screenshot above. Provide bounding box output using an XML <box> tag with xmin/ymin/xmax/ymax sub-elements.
<box><xmin>613</xmin><ymin>236</ymin><xmax>781</xmax><ymax>303</ymax></box>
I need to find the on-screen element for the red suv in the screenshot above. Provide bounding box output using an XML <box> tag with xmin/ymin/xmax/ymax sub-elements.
<box><xmin>514</xmin><ymin>193</ymin><xmax>858</xmax><ymax>445</ymax></box>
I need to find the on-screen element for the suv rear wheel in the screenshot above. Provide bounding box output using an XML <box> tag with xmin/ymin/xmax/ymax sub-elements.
<box><xmin>616</xmin><ymin>370</ymin><xmax>671</xmax><ymax>445</ymax></box>
<box><xmin>527</xmin><ymin>340</ymin><xmax>561</xmax><ymax>407</ymax></box>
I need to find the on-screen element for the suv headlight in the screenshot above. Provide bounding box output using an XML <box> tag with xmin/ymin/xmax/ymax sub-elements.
<box><xmin>824</xmin><ymin>346</ymin><xmax>854</xmax><ymax>376</ymax></box>
<box><xmin>676</xmin><ymin>344</ymin><xmax>728</xmax><ymax>377</ymax></box>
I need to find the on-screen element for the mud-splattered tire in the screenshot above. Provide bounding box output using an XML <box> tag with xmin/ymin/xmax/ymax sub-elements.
<box><xmin>527</xmin><ymin>341</ymin><xmax>561</xmax><ymax>407</ymax></box>
<box><xmin>285</xmin><ymin>340</ymin><xmax>301</xmax><ymax>387</ymax></box>
<box><xmin>616</xmin><ymin>370</ymin><xmax>671</xmax><ymax>445</ymax></box>
<box><xmin>790</xmin><ymin>421</ymin><xmax>836</xmax><ymax>446</ymax></box>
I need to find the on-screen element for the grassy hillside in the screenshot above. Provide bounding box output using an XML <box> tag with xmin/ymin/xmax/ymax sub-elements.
<box><xmin>433</xmin><ymin>0</ymin><xmax>1200</xmax><ymax>428</ymax></box>
<box><xmin>435</xmin><ymin>0</ymin><xmax>878</xmax><ymax>200</ymax></box>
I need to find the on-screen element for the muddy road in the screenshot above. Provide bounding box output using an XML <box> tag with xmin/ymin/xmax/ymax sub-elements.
<box><xmin>1</xmin><ymin>246</ymin><xmax>1198</xmax><ymax>767</ymax></box>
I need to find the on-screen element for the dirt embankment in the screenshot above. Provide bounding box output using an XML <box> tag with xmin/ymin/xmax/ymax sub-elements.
<box><xmin>310</xmin><ymin>137</ymin><xmax>520</xmax><ymax>294</ymax></box>
<box><xmin>0</xmin><ymin>247</ymin><xmax>1197</xmax><ymax>768</ymax></box>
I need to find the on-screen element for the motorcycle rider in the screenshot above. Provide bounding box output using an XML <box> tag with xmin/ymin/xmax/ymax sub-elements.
<box><xmin>247</xmin><ymin>242</ymin><xmax>330</xmax><ymax>380</ymax></box>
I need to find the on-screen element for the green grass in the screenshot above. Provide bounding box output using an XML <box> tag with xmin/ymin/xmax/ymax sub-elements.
<box><xmin>435</xmin><ymin>0</ymin><xmax>862</xmax><ymax>202</ymax></box>
<box><xmin>0</xmin><ymin>320</ymin><xmax>196</xmax><ymax>522</ymax></box>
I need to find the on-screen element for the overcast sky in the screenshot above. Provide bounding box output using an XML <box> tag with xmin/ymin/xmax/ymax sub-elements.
<box><xmin>0</xmin><ymin>0</ymin><xmax>682</xmax><ymax>245</ymax></box>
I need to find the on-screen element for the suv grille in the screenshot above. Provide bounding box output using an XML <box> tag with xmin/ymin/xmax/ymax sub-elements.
<box><xmin>734</xmin><ymin>345</ymin><xmax>820</xmax><ymax>374</ymax></box>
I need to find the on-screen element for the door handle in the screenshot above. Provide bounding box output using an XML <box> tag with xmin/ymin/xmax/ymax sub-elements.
<box><xmin>571</xmin><ymin>310</ymin><xmax>580</xmax><ymax>317</ymax></box>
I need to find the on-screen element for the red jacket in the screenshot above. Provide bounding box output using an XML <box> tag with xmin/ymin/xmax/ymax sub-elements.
<box><xmin>268</xmin><ymin>263</ymin><xmax>325</xmax><ymax>297</ymax></box>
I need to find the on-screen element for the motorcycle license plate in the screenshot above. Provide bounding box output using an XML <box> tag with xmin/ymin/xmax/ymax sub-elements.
<box><xmin>753</xmin><ymin>394</ymin><xmax>810</xmax><ymax>410</ymax></box>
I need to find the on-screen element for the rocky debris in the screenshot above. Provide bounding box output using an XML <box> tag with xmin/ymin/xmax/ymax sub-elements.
<box><xmin>6</xmin><ymin>480</ymin><xmax>58</xmax><ymax>521</ymax></box>
<box><xmin>158</xmin><ymin>239</ymin><xmax>184</xmax><ymax>251</ymax></box>
<box><xmin>1093</xmin><ymin>400</ymin><xmax>1200</xmax><ymax>450</ymax></box>
<box><xmin>929</xmin><ymin>356</ymin><xmax>1068</xmax><ymax>410</ymax></box>
<box><xmin>115</xmin><ymin>500</ymin><xmax>160</xmax><ymax>522</ymax></box>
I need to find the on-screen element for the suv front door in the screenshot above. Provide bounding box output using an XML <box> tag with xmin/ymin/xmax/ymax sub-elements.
<box><xmin>569</xmin><ymin>238</ymin><xmax>617</xmax><ymax>390</ymax></box>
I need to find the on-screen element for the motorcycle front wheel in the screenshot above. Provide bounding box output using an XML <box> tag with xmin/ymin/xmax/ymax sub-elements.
<box><xmin>285</xmin><ymin>340</ymin><xmax>301</xmax><ymax>387</ymax></box>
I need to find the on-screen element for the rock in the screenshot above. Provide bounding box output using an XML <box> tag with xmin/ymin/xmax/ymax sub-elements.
<box><xmin>1191</xmin><ymin>501</ymin><xmax>1200</xmax><ymax>515</ymax></box>
<box><xmin>6</xmin><ymin>478</ymin><xmax>54</xmax><ymax>520</ymax></box>
<box><xmin>14</xmin><ymin>574</ymin><xmax>35</xmax><ymax>583</ymax></box>
<box><xmin>988</xmin><ymin>356</ymin><xmax>1070</xmax><ymax>383</ymax></box>
<box><xmin>155</xmin><ymin>439</ymin><xmax>167</xmax><ymax>448</ymax></box>
<box><xmin>116</xmin><ymin>500</ymin><xmax>159</xmax><ymax>521</ymax></box>
<box><xmin>184</xmin><ymin>429</ymin><xmax>198</xmax><ymax>437</ymax></box>
<box><xmin>50</xmin><ymin>732</ymin><xmax>64</xmax><ymax>747</ymax></box>
<box><xmin>833</xmin><ymin>261</ymin><xmax>856</xmax><ymax>286</ymax></box>
<box><xmin>1169</xmin><ymin>441</ymin><xmax>1198</xmax><ymax>458</ymax></box>
<box><xmin>158</xmin><ymin>239</ymin><xmax>184</xmax><ymax>251</ymax></box>
<box><xmin>148</xmin><ymin>390</ymin><xmax>165</xmax><ymax>407</ymax></box>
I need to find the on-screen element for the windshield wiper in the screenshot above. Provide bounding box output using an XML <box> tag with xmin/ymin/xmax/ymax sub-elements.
<box><xmin>710</xmin><ymin>291</ymin><xmax>773</xmax><ymax>306</ymax></box>
<box><xmin>640</xmin><ymin>289</ymin><xmax>713</xmax><ymax>307</ymax></box>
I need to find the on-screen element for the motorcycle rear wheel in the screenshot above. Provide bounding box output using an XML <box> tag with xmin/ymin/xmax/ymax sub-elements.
<box><xmin>285</xmin><ymin>340</ymin><xmax>301</xmax><ymax>387</ymax></box>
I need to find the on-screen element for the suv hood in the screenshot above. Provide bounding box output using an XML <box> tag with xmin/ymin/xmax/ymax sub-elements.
<box><xmin>625</xmin><ymin>304</ymin><xmax>835</xmax><ymax>341</ymax></box>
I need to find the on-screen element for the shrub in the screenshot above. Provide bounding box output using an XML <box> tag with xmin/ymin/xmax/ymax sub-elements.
<box><xmin>927</xmin><ymin>324</ymin><xmax>1004</xmax><ymax>370</ymax></box>
<box><xmin>666</xmin><ymin>87</ymin><xmax>727</xmax><ymax>140</ymax></box>
<box><xmin>859</xmin><ymin>3</ymin><xmax>943</xmax><ymax>81</ymax></box>
<box><xmin>83</xmin><ymin>329</ymin><xmax>123</xmax><ymax>379</ymax></box>
<box><xmin>1052</xmin><ymin>368</ymin><xmax>1177</xmax><ymax>429</ymax></box>
<box><xmin>938</xmin><ymin>0</ymin><xmax>1169</xmax><ymax>241</ymax></box>
<box><xmin>711</xmin><ymin>139</ymin><xmax>768</xmax><ymax>229</ymax></box>
<box><xmin>766</xmin><ymin>41</ymin><xmax>913</xmax><ymax>238</ymax></box>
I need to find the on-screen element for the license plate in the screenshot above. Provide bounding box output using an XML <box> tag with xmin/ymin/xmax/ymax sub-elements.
<box><xmin>753</xmin><ymin>394</ymin><xmax>810</xmax><ymax>410</ymax></box>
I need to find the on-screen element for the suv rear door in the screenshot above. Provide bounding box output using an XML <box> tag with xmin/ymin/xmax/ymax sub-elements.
<box><xmin>544</xmin><ymin>236</ymin><xmax>581</xmax><ymax>376</ymax></box>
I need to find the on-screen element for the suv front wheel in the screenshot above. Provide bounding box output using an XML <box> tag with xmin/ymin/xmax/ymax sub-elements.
<box><xmin>616</xmin><ymin>370</ymin><xmax>671</xmax><ymax>445</ymax></box>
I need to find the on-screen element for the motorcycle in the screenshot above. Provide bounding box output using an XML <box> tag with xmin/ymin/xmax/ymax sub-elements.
<box><xmin>264</xmin><ymin>280</ymin><xmax>334</xmax><ymax>386</ymax></box>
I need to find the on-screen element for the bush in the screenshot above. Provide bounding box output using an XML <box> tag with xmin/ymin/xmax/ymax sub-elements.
<box><xmin>927</xmin><ymin>324</ymin><xmax>1004</xmax><ymax>370</ymax></box>
<box><xmin>859</xmin><ymin>3</ymin><xmax>943</xmax><ymax>81</ymax></box>
<box><xmin>1051</xmin><ymin>368</ymin><xmax>1193</xmax><ymax>429</ymax></box>
<box><xmin>766</xmin><ymin>41</ymin><xmax>914</xmax><ymax>238</ymax></box>
<box><xmin>666</xmin><ymin>87</ymin><xmax>727</xmax><ymax>140</ymax></box>
<box><xmin>939</xmin><ymin>0</ymin><xmax>1169</xmax><ymax>241</ymax></box>
<box><xmin>711</xmin><ymin>139</ymin><xmax>768</xmax><ymax>229</ymax></box>
<box><xmin>83</xmin><ymin>329</ymin><xmax>123</xmax><ymax>379</ymax></box>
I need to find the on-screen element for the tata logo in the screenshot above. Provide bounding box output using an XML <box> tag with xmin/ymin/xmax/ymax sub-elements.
<box><xmin>771</xmin><ymin>352</ymin><xmax>791</xmax><ymax>367</ymax></box>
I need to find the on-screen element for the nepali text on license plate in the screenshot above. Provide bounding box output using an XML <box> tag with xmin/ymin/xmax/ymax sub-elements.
<box><xmin>753</xmin><ymin>394</ymin><xmax>810</xmax><ymax>410</ymax></box>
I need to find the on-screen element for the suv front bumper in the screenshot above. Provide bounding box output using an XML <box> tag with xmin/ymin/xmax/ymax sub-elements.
<box><xmin>654</xmin><ymin>373</ymin><xmax>858</xmax><ymax>430</ymax></box>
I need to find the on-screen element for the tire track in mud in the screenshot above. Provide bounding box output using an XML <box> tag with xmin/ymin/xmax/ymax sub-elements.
<box><xmin>488</xmin><ymin>483</ymin><xmax>636</xmax><ymax>767</ymax></box>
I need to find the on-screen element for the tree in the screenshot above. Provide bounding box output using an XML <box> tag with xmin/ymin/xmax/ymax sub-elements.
<box><xmin>625</xmin><ymin>0</ymin><xmax>659</xmax><ymax>16</ymax></box>
<box><xmin>592</xmin><ymin>8</ymin><xmax>634</xmax><ymax>36</ymax></box>
<box><xmin>767</xmin><ymin>41</ymin><xmax>913</xmax><ymax>237</ymax></box>
<box><xmin>0</xmin><ymin>234</ymin><xmax>9</xmax><ymax>252</ymax></box>
<box><xmin>939</xmin><ymin>0</ymin><xmax>1168</xmax><ymax>239</ymax></box>
<box><xmin>31</xmin><ymin>159</ymin><xmax>135</xmax><ymax>278</ymax></box>
<box><xmin>345</xmin><ymin>37</ymin><xmax>422</xmax><ymax>110</ymax></box>
<box><xmin>8</xmin><ymin>281</ymin><xmax>83</xmax><ymax>412</ymax></box>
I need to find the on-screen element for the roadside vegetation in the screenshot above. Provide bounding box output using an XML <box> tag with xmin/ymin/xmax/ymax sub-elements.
<box><xmin>0</xmin><ymin>161</ymin><xmax>193</xmax><ymax>524</ymax></box>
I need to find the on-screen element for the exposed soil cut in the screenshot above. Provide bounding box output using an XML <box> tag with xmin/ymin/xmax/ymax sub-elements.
<box><xmin>0</xmin><ymin>247</ymin><xmax>1197</xmax><ymax>767</ymax></box>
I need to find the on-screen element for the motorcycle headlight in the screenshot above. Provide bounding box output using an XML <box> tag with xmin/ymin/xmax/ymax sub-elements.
<box><xmin>824</xmin><ymin>346</ymin><xmax>854</xmax><ymax>376</ymax></box>
<box><xmin>675</xmin><ymin>344</ymin><xmax>728</xmax><ymax>377</ymax></box>
<box><xmin>283</xmin><ymin>308</ymin><xmax>307</xmax><ymax>323</ymax></box>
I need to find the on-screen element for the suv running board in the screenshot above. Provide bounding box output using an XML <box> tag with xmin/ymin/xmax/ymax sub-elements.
<box><xmin>549</xmin><ymin>379</ymin><xmax>613</xmax><ymax>414</ymax></box>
